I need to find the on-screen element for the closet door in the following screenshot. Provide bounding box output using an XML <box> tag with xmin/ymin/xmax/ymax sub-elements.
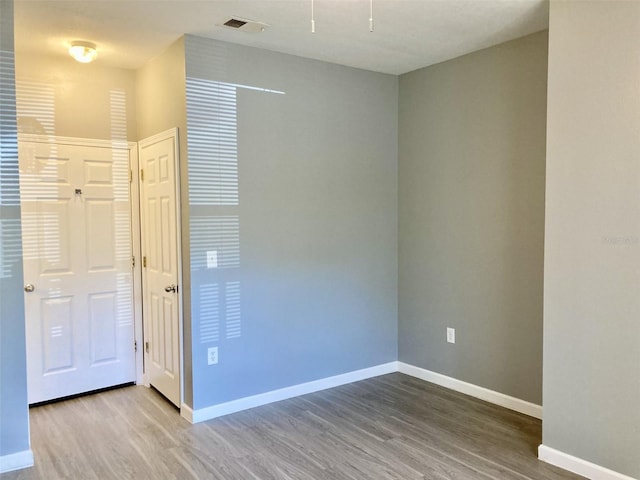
<box><xmin>138</xmin><ymin>130</ymin><xmax>181</xmax><ymax>407</ymax></box>
<box><xmin>20</xmin><ymin>140</ymin><xmax>135</xmax><ymax>404</ymax></box>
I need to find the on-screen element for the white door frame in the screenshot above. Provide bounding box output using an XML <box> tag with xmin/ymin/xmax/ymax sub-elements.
<box><xmin>18</xmin><ymin>133</ymin><xmax>145</xmax><ymax>386</ymax></box>
<box><xmin>138</xmin><ymin>127</ymin><xmax>184</xmax><ymax>405</ymax></box>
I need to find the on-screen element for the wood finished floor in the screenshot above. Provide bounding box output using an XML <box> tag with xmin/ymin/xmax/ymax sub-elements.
<box><xmin>2</xmin><ymin>373</ymin><xmax>584</xmax><ymax>480</ymax></box>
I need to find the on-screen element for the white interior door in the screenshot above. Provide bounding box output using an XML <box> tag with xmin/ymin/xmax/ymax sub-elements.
<box><xmin>139</xmin><ymin>129</ymin><xmax>181</xmax><ymax>407</ymax></box>
<box><xmin>20</xmin><ymin>139</ymin><xmax>136</xmax><ymax>404</ymax></box>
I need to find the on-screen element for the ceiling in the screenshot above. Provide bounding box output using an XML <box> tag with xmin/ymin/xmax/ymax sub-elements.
<box><xmin>14</xmin><ymin>0</ymin><xmax>549</xmax><ymax>75</ymax></box>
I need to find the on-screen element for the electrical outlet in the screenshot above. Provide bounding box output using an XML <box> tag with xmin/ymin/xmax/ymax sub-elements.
<box><xmin>447</xmin><ymin>327</ymin><xmax>455</xmax><ymax>344</ymax></box>
<box><xmin>208</xmin><ymin>346</ymin><xmax>218</xmax><ymax>365</ymax></box>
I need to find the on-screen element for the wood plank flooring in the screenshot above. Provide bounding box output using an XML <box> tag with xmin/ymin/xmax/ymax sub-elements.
<box><xmin>1</xmin><ymin>373</ymin><xmax>583</xmax><ymax>479</ymax></box>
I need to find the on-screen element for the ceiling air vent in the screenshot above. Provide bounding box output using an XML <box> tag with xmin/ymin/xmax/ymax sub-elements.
<box><xmin>221</xmin><ymin>17</ymin><xmax>269</xmax><ymax>33</ymax></box>
<box><xmin>224</xmin><ymin>18</ymin><xmax>247</xmax><ymax>29</ymax></box>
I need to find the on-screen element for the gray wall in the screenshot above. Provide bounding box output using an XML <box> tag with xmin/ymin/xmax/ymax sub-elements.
<box><xmin>0</xmin><ymin>0</ymin><xmax>31</xmax><ymax>460</ymax></box>
<box><xmin>136</xmin><ymin>37</ymin><xmax>186</xmax><ymax>142</ymax></box>
<box><xmin>16</xmin><ymin>53</ymin><xmax>137</xmax><ymax>141</ymax></box>
<box><xmin>543</xmin><ymin>1</ymin><xmax>640</xmax><ymax>477</ymax></box>
<box><xmin>184</xmin><ymin>36</ymin><xmax>398</xmax><ymax>409</ymax></box>
<box><xmin>398</xmin><ymin>32</ymin><xmax>548</xmax><ymax>405</ymax></box>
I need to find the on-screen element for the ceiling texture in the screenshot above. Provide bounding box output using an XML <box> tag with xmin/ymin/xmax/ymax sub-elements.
<box><xmin>14</xmin><ymin>0</ymin><xmax>549</xmax><ymax>75</ymax></box>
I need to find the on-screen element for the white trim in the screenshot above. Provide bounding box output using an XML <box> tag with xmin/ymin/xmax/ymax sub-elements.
<box><xmin>183</xmin><ymin>361</ymin><xmax>544</xmax><ymax>424</ymax></box>
<box><xmin>538</xmin><ymin>445</ymin><xmax>637</xmax><ymax>480</ymax></box>
<box><xmin>180</xmin><ymin>403</ymin><xmax>194</xmax><ymax>423</ymax></box>
<box><xmin>185</xmin><ymin>362</ymin><xmax>398</xmax><ymax>424</ymax></box>
<box><xmin>129</xmin><ymin>143</ymin><xmax>144</xmax><ymax>386</ymax></box>
<box><xmin>173</xmin><ymin>127</ymin><xmax>185</xmax><ymax>409</ymax></box>
<box><xmin>18</xmin><ymin>133</ymin><xmax>135</xmax><ymax>150</ymax></box>
<box><xmin>137</xmin><ymin>128</ymin><xmax>178</xmax><ymax>147</ymax></box>
<box><xmin>0</xmin><ymin>450</ymin><xmax>34</xmax><ymax>474</ymax></box>
<box><xmin>398</xmin><ymin>362</ymin><xmax>542</xmax><ymax>419</ymax></box>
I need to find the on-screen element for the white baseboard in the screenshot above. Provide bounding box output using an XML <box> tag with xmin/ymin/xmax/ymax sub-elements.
<box><xmin>180</xmin><ymin>403</ymin><xmax>194</xmax><ymax>423</ymax></box>
<box><xmin>184</xmin><ymin>361</ymin><xmax>398</xmax><ymax>424</ymax></box>
<box><xmin>538</xmin><ymin>445</ymin><xmax>637</xmax><ymax>480</ymax></box>
<box><xmin>183</xmin><ymin>361</ymin><xmax>542</xmax><ymax>425</ymax></box>
<box><xmin>185</xmin><ymin>362</ymin><xmax>638</xmax><ymax>480</ymax></box>
<box><xmin>397</xmin><ymin>362</ymin><xmax>543</xmax><ymax>419</ymax></box>
<box><xmin>0</xmin><ymin>449</ymin><xmax>34</xmax><ymax>474</ymax></box>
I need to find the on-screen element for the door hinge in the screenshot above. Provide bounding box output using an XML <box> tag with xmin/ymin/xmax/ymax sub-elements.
<box><xmin>132</xmin><ymin>256</ymin><xmax>135</xmax><ymax>268</ymax></box>
<box><xmin>134</xmin><ymin>340</ymin><xmax>137</xmax><ymax>352</ymax></box>
<box><xmin>143</xmin><ymin>256</ymin><xmax>147</xmax><ymax>268</ymax></box>
<box><xmin>140</xmin><ymin>169</ymin><xmax>144</xmax><ymax>181</ymax></box>
<box><xmin>129</xmin><ymin>169</ymin><xmax>133</xmax><ymax>183</ymax></box>
<box><xmin>145</xmin><ymin>341</ymin><xmax>149</xmax><ymax>353</ymax></box>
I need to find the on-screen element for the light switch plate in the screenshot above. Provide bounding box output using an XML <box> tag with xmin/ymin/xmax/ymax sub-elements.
<box><xmin>447</xmin><ymin>327</ymin><xmax>455</xmax><ymax>344</ymax></box>
<box><xmin>206</xmin><ymin>250</ymin><xmax>218</xmax><ymax>269</ymax></box>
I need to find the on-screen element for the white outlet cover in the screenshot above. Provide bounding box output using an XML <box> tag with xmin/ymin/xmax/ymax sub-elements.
<box><xmin>208</xmin><ymin>346</ymin><xmax>218</xmax><ymax>365</ymax></box>
<box><xmin>206</xmin><ymin>250</ymin><xmax>218</xmax><ymax>269</ymax></box>
<box><xmin>447</xmin><ymin>328</ymin><xmax>455</xmax><ymax>344</ymax></box>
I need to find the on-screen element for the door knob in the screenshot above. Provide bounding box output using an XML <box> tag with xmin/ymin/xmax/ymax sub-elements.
<box><xmin>24</xmin><ymin>284</ymin><xmax>35</xmax><ymax>293</ymax></box>
<box><xmin>164</xmin><ymin>284</ymin><xmax>177</xmax><ymax>293</ymax></box>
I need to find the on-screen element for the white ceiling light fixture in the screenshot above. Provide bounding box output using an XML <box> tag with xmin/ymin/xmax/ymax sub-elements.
<box><xmin>68</xmin><ymin>41</ymin><xmax>98</xmax><ymax>63</ymax></box>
